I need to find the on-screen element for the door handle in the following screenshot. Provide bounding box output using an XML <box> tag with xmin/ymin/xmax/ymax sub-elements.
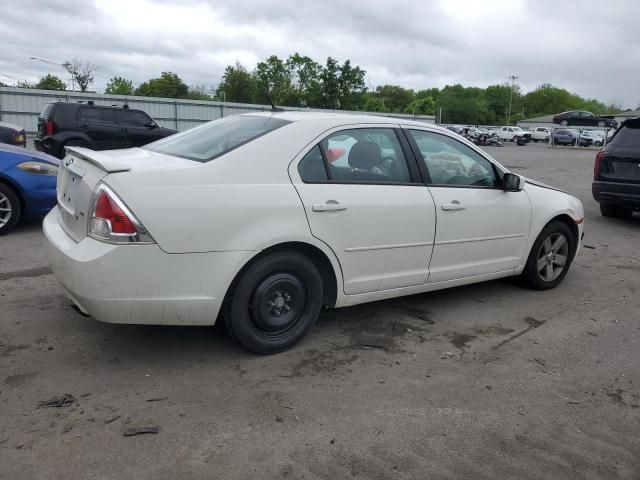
<box><xmin>441</xmin><ymin>201</ymin><xmax>465</xmax><ymax>211</ymax></box>
<box><xmin>312</xmin><ymin>201</ymin><xmax>347</xmax><ymax>212</ymax></box>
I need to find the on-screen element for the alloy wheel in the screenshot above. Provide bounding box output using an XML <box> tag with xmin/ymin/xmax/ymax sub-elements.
<box><xmin>0</xmin><ymin>191</ymin><xmax>12</xmax><ymax>228</ymax></box>
<box><xmin>536</xmin><ymin>232</ymin><xmax>569</xmax><ymax>282</ymax></box>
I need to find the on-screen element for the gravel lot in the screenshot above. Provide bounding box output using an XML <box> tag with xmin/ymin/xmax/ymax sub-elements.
<box><xmin>1</xmin><ymin>142</ymin><xmax>639</xmax><ymax>479</ymax></box>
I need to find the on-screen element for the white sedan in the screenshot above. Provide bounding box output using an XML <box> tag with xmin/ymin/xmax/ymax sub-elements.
<box><xmin>43</xmin><ymin>112</ymin><xmax>584</xmax><ymax>354</ymax></box>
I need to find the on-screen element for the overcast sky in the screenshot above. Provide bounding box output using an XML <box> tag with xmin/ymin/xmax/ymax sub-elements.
<box><xmin>1</xmin><ymin>0</ymin><xmax>638</xmax><ymax>107</ymax></box>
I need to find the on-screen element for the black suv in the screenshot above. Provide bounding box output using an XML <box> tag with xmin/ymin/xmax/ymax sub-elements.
<box><xmin>592</xmin><ymin>117</ymin><xmax>640</xmax><ymax>218</ymax></box>
<box><xmin>34</xmin><ymin>101</ymin><xmax>177</xmax><ymax>158</ymax></box>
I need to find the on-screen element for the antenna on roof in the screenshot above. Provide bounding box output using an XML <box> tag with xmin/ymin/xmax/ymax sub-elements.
<box><xmin>265</xmin><ymin>85</ymin><xmax>285</xmax><ymax>112</ymax></box>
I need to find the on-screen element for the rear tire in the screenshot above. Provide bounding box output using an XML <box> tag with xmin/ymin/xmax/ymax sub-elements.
<box><xmin>0</xmin><ymin>183</ymin><xmax>21</xmax><ymax>235</ymax></box>
<box><xmin>600</xmin><ymin>203</ymin><xmax>633</xmax><ymax>218</ymax></box>
<box><xmin>224</xmin><ymin>251</ymin><xmax>323</xmax><ymax>354</ymax></box>
<box><xmin>521</xmin><ymin>221</ymin><xmax>575</xmax><ymax>290</ymax></box>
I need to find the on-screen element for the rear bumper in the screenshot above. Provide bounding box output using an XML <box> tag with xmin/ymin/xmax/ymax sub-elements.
<box><xmin>592</xmin><ymin>181</ymin><xmax>640</xmax><ymax>209</ymax></box>
<box><xmin>43</xmin><ymin>207</ymin><xmax>254</xmax><ymax>326</ymax></box>
<box><xmin>34</xmin><ymin>137</ymin><xmax>59</xmax><ymax>157</ymax></box>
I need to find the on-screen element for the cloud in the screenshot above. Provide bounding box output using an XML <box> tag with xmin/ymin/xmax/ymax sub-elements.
<box><xmin>1</xmin><ymin>0</ymin><xmax>637</xmax><ymax>107</ymax></box>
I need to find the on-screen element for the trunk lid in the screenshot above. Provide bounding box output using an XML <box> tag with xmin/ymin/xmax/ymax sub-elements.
<box><xmin>598</xmin><ymin>149</ymin><xmax>640</xmax><ymax>184</ymax></box>
<box><xmin>56</xmin><ymin>147</ymin><xmax>199</xmax><ymax>242</ymax></box>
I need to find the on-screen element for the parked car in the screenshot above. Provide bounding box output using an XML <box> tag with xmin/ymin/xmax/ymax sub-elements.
<box><xmin>43</xmin><ymin>113</ymin><xmax>584</xmax><ymax>354</ymax></box>
<box><xmin>34</xmin><ymin>101</ymin><xmax>177</xmax><ymax>159</ymax></box>
<box><xmin>497</xmin><ymin>126</ymin><xmax>529</xmax><ymax>143</ymax></box>
<box><xmin>553</xmin><ymin>129</ymin><xmax>592</xmax><ymax>147</ymax></box>
<box><xmin>553</xmin><ymin>111</ymin><xmax>617</xmax><ymax>128</ymax></box>
<box><xmin>579</xmin><ymin>130</ymin><xmax>605</xmax><ymax>147</ymax></box>
<box><xmin>531</xmin><ymin>127</ymin><xmax>551</xmax><ymax>142</ymax></box>
<box><xmin>592</xmin><ymin>116</ymin><xmax>640</xmax><ymax>218</ymax></box>
<box><xmin>0</xmin><ymin>144</ymin><xmax>59</xmax><ymax>234</ymax></box>
<box><xmin>0</xmin><ymin>121</ymin><xmax>26</xmax><ymax>147</ymax></box>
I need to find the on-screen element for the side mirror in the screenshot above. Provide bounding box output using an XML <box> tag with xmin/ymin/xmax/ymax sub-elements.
<box><xmin>503</xmin><ymin>172</ymin><xmax>524</xmax><ymax>192</ymax></box>
<box><xmin>145</xmin><ymin>122</ymin><xmax>157</xmax><ymax>129</ymax></box>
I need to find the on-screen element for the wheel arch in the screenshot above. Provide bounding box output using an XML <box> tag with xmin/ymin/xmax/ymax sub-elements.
<box><xmin>545</xmin><ymin>213</ymin><xmax>580</xmax><ymax>260</ymax></box>
<box><xmin>221</xmin><ymin>241</ymin><xmax>341</xmax><ymax>314</ymax></box>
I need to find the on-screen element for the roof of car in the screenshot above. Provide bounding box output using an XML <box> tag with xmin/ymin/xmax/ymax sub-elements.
<box><xmin>244</xmin><ymin>110</ymin><xmax>438</xmax><ymax>129</ymax></box>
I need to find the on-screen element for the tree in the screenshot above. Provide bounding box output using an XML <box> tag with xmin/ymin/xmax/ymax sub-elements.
<box><xmin>186</xmin><ymin>85</ymin><xmax>213</xmax><ymax>100</ymax></box>
<box><xmin>405</xmin><ymin>96</ymin><xmax>435</xmax><ymax>115</ymax></box>
<box><xmin>362</xmin><ymin>93</ymin><xmax>388</xmax><ymax>112</ymax></box>
<box><xmin>105</xmin><ymin>76</ymin><xmax>134</xmax><ymax>95</ymax></box>
<box><xmin>63</xmin><ymin>57</ymin><xmax>98</xmax><ymax>92</ymax></box>
<box><xmin>371</xmin><ymin>85</ymin><xmax>415</xmax><ymax>113</ymax></box>
<box><xmin>34</xmin><ymin>74</ymin><xmax>67</xmax><ymax>91</ymax></box>
<box><xmin>253</xmin><ymin>55</ymin><xmax>292</xmax><ymax>106</ymax></box>
<box><xmin>135</xmin><ymin>72</ymin><xmax>189</xmax><ymax>98</ymax></box>
<box><xmin>214</xmin><ymin>62</ymin><xmax>255</xmax><ymax>103</ymax></box>
<box><xmin>16</xmin><ymin>80</ymin><xmax>34</xmax><ymax>89</ymax></box>
<box><xmin>286</xmin><ymin>53</ymin><xmax>322</xmax><ymax>107</ymax></box>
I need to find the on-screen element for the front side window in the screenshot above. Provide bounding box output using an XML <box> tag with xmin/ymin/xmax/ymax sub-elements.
<box><xmin>409</xmin><ymin>130</ymin><xmax>499</xmax><ymax>187</ymax></box>
<box><xmin>117</xmin><ymin>110</ymin><xmax>152</xmax><ymax>126</ymax></box>
<box><xmin>144</xmin><ymin>115</ymin><xmax>290</xmax><ymax>162</ymax></box>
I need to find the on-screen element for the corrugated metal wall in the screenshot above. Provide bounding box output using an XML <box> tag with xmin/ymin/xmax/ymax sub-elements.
<box><xmin>0</xmin><ymin>87</ymin><xmax>435</xmax><ymax>134</ymax></box>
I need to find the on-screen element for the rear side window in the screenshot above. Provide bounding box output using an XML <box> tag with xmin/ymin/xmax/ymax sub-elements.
<box><xmin>298</xmin><ymin>145</ymin><xmax>328</xmax><ymax>182</ymax></box>
<box><xmin>144</xmin><ymin>115</ymin><xmax>290</xmax><ymax>162</ymax></box>
<box><xmin>609</xmin><ymin>122</ymin><xmax>640</xmax><ymax>147</ymax></box>
<box><xmin>117</xmin><ymin>110</ymin><xmax>152</xmax><ymax>126</ymax></box>
<box><xmin>79</xmin><ymin>108</ymin><xmax>116</xmax><ymax>124</ymax></box>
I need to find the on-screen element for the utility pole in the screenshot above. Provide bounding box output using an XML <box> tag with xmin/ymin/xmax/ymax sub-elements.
<box><xmin>30</xmin><ymin>57</ymin><xmax>75</xmax><ymax>92</ymax></box>
<box><xmin>506</xmin><ymin>74</ymin><xmax>518</xmax><ymax>125</ymax></box>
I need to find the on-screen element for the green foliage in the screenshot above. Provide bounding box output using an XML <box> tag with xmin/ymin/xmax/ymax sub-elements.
<box><xmin>34</xmin><ymin>74</ymin><xmax>66</xmax><ymax>91</ymax></box>
<box><xmin>186</xmin><ymin>85</ymin><xmax>213</xmax><ymax>100</ymax></box>
<box><xmin>362</xmin><ymin>93</ymin><xmax>388</xmax><ymax>112</ymax></box>
<box><xmin>105</xmin><ymin>76</ymin><xmax>134</xmax><ymax>95</ymax></box>
<box><xmin>214</xmin><ymin>62</ymin><xmax>255</xmax><ymax>103</ymax></box>
<box><xmin>371</xmin><ymin>85</ymin><xmax>415</xmax><ymax>113</ymax></box>
<box><xmin>253</xmin><ymin>55</ymin><xmax>292</xmax><ymax>105</ymax></box>
<box><xmin>135</xmin><ymin>72</ymin><xmax>189</xmax><ymax>98</ymax></box>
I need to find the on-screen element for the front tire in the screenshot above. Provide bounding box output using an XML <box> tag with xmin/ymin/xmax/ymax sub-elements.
<box><xmin>600</xmin><ymin>203</ymin><xmax>632</xmax><ymax>218</ymax></box>
<box><xmin>597</xmin><ymin>121</ymin><xmax>606</xmax><ymax>128</ymax></box>
<box><xmin>0</xmin><ymin>183</ymin><xmax>21</xmax><ymax>235</ymax></box>
<box><xmin>224</xmin><ymin>251</ymin><xmax>323</xmax><ymax>354</ymax></box>
<box><xmin>560</xmin><ymin>119</ymin><xmax>569</xmax><ymax>126</ymax></box>
<box><xmin>522</xmin><ymin>221</ymin><xmax>575</xmax><ymax>290</ymax></box>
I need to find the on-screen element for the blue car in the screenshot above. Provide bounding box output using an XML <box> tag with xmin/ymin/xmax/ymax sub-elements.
<box><xmin>0</xmin><ymin>144</ymin><xmax>59</xmax><ymax>234</ymax></box>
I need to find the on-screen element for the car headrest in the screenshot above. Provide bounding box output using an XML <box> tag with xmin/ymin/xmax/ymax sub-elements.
<box><xmin>348</xmin><ymin>141</ymin><xmax>381</xmax><ymax>169</ymax></box>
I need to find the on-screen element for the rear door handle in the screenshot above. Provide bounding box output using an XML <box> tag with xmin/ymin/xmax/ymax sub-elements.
<box><xmin>441</xmin><ymin>201</ymin><xmax>465</xmax><ymax>211</ymax></box>
<box><xmin>312</xmin><ymin>201</ymin><xmax>347</xmax><ymax>212</ymax></box>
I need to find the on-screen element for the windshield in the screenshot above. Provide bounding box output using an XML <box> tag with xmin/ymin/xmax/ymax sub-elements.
<box><xmin>144</xmin><ymin>115</ymin><xmax>290</xmax><ymax>162</ymax></box>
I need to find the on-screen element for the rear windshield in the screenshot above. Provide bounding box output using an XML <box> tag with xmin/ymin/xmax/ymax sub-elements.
<box><xmin>609</xmin><ymin>120</ymin><xmax>640</xmax><ymax>148</ymax></box>
<box><xmin>40</xmin><ymin>103</ymin><xmax>55</xmax><ymax>119</ymax></box>
<box><xmin>144</xmin><ymin>115</ymin><xmax>290</xmax><ymax>162</ymax></box>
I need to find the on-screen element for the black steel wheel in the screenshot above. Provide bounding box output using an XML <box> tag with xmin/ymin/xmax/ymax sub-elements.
<box><xmin>224</xmin><ymin>251</ymin><xmax>323</xmax><ymax>354</ymax></box>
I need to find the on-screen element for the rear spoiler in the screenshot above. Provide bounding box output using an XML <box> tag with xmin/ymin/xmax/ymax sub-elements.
<box><xmin>64</xmin><ymin>146</ymin><xmax>131</xmax><ymax>173</ymax></box>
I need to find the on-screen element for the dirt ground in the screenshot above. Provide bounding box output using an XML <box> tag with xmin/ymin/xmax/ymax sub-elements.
<box><xmin>1</xmin><ymin>142</ymin><xmax>639</xmax><ymax>479</ymax></box>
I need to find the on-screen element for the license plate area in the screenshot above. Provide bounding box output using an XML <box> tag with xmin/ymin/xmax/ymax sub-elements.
<box><xmin>57</xmin><ymin>159</ymin><xmax>86</xmax><ymax>214</ymax></box>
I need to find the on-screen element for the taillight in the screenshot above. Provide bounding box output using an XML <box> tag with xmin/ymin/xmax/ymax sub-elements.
<box><xmin>45</xmin><ymin>119</ymin><xmax>55</xmax><ymax>136</ymax></box>
<box><xmin>326</xmin><ymin>147</ymin><xmax>346</xmax><ymax>163</ymax></box>
<box><xmin>88</xmin><ymin>184</ymin><xmax>153</xmax><ymax>244</ymax></box>
<box><xmin>594</xmin><ymin>150</ymin><xmax>605</xmax><ymax>179</ymax></box>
